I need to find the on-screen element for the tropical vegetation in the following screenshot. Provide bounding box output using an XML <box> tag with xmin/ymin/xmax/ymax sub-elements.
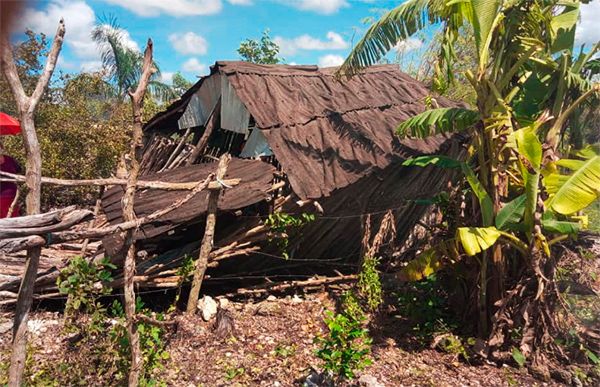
<box><xmin>339</xmin><ymin>0</ymin><xmax>600</xmax><ymax>369</ymax></box>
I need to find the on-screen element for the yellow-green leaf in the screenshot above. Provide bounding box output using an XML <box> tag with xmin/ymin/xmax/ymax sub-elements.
<box><xmin>545</xmin><ymin>148</ymin><xmax>600</xmax><ymax>215</ymax></box>
<box><xmin>457</xmin><ymin>227</ymin><xmax>501</xmax><ymax>256</ymax></box>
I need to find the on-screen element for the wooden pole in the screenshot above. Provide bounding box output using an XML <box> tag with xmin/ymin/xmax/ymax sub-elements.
<box><xmin>0</xmin><ymin>170</ymin><xmax>238</xmax><ymax>191</ymax></box>
<box><xmin>1</xmin><ymin>19</ymin><xmax>65</xmax><ymax>387</ymax></box>
<box><xmin>122</xmin><ymin>38</ymin><xmax>155</xmax><ymax>387</ymax></box>
<box><xmin>186</xmin><ymin>153</ymin><xmax>231</xmax><ymax>314</ymax></box>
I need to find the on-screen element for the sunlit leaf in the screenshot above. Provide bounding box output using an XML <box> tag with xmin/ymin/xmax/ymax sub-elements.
<box><xmin>457</xmin><ymin>226</ymin><xmax>501</xmax><ymax>256</ymax></box>
<box><xmin>545</xmin><ymin>146</ymin><xmax>600</xmax><ymax>215</ymax></box>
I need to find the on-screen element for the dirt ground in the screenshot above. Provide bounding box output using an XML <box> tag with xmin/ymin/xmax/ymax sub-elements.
<box><xmin>0</xmin><ymin>291</ymin><xmax>565</xmax><ymax>387</ymax></box>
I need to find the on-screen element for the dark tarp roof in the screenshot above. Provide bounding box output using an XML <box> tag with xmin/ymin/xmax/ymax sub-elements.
<box><xmin>101</xmin><ymin>158</ymin><xmax>276</xmax><ymax>254</ymax></box>
<box><xmin>145</xmin><ymin>61</ymin><xmax>461</xmax><ymax>199</ymax></box>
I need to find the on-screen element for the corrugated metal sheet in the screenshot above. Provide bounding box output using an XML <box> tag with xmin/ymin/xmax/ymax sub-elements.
<box><xmin>178</xmin><ymin>74</ymin><xmax>221</xmax><ymax>129</ymax></box>
<box><xmin>220</xmin><ymin>74</ymin><xmax>250</xmax><ymax>134</ymax></box>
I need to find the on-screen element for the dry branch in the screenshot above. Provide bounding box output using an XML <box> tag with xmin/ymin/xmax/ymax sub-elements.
<box><xmin>0</xmin><ymin>171</ymin><xmax>239</xmax><ymax>191</ymax></box>
<box><xmin>187</xmin><ymin>153</ymin><xmax>232</xmax><ymax>313</ymax></box>
<box><xmin>234</xmin><ymin>274</ymin><xmax>357</xmax><ymax>296</ymax></box>
<box><xmin>122</xmin><ymin>38</ymin><xmax>155</xmax><ymax>387</ymax></box>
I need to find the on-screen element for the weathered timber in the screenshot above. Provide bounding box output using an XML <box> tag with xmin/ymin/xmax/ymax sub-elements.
<box><xmin>0</xmin><ymin>171</ymin><xmax>239</xmax><ymax>191</ymax></box>
<box><xmin>0</xmin><ymin>209</ymin><xmax>93</xmax><ymax>238</ymax></box>
<box><xmin>187</xmin><ymin>153</ymin><xmax>231</xmax><ymax>313</ymax></box>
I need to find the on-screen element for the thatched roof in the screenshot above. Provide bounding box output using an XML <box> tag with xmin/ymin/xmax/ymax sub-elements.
<box><xmin>145</xmin><ymin>61</ymin><xmax>460</xmax><ymax>199</ymax></box>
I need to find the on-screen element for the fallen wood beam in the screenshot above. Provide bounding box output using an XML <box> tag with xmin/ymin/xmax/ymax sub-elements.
<box><xmin>0</xmin><ymin>171</ymin><xmax>239</xmax><ymax>191</ymax></box>
<box><xmin>0</xmin><ymin>206</ymin><xmax>75</xmax><ymax>228</ymax></box>
<box><xmin>0</xmin><ymin>209</ymin><xmax>93</xmax><ymax>238</ymax></box>
<box><xmin>0</xmin><ymin>175</ymin><xmax>220</xmax><ymax>254</ymax></box>
<box><xmin>234</xmin><ymin>274</ymin><xmax>357</xmax><ymax>296</ymax></box>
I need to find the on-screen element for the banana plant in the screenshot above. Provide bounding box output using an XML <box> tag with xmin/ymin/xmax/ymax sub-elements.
<box><xmin>400</xmin><ymin>124</ymin><xmax>599</xmax><ymax>280</ymax></box>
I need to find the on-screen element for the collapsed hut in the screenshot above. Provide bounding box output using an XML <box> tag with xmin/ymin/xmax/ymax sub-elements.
<box><xmin>0</xmin><ymin>62</ymin><xmax>466</xmax><ymax>298</ymax></box>
<box><xmin>100</xmin><ymin>61</ymin><xmax>465</xmax><ymax>288</ymax></box>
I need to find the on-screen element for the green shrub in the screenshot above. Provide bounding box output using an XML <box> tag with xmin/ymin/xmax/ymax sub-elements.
<box><xmin>315</xmin><ymin>311</ymin><xmax>372</xmax><ymax>380</ymax></box>
<box><xmin>357</xmin><ymin>256</ymin><xmax>383</xmax><ymax>312</ymax></box>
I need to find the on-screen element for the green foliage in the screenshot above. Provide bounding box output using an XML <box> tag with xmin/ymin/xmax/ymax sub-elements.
<box><xmin>171</xmin><ymin>71</ymin><xmax>193</xmax><ymax>95</ymax></box>
<box><xmin>237</xmin><ymin>29</ymin><xmax>283</xmax><ymax>64</ymax></box>
<box><xmin>265</xmin><ymin>212</ymin><xmax>315</xmax><ymax>258</ymax></box>
<box><xmin>109</xmin><ymin>298</ymin><xmax>170</xmax><ymax>386</ymax></box>
<box><xmin>511</xmin><ymin>347</ymin><xmax>526</xmax><ymax>368</ymax></box>
<box><xmin>57</xmin><ymin>257</ymin><xmax>115</xmax><ymax>334</ymax></box>
<box><xmin>92</xmin><ymin>17</ymin><xmax>174</xmax><ymax>101</ymax></box>
<box><xmin>315</xmin><ymin>311</ymin><xmax>372</xmax><ymax>379</ymax></box>
<box><xmin>55</xmin><ymin>259</ymin><xmax>168</xmax><ymax>385</ymax></box>
<box><xmin>357</xmin><ymin>256</ymin><xmax>383</xmax><ymax>311</ymax></box>
<box><xmin>396</xmin><ymin>107</ymin><xmax>478</xmax><ymax>138</ymax></box>
<box><xmin>396</xmin><ymin>274</ymin><xmax>458</xmax><ymax>343</ymax></box>
<box><xmin>545</xmin><ymin>146</ymin><xmax>600</xmax><ymax>215</ymax></box>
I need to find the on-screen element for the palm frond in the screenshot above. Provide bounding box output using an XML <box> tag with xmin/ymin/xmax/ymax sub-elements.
<box><xmin>338</xmin><ymin>0</ymin><xmax>445</xmax><ymax>77</ymax></box>
<box><xmin>397</xmin><ymin>107</ymin><xmax>478</xmax><ymax>137</ymax></box>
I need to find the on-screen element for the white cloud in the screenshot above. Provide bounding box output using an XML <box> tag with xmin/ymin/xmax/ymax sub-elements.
<box><xmin>318</xmin><ymin>54</ymin><xmax>344</xmax><ymax>68</ymax></box>
<box><xmin>169</xmin><ymin>32</ymin><xmax>208</xmax><ymax>55</ymax></box>
<box><xmin>102</xmin><ymin>0</ymin><xmax>222</xmax><ymax>17</ymax></box>
<box><xmin>280</xmin><ymin>0</ymin><xmax>348</xmax><ymax>15</ymax></box>
<box><xmin>160</xmin><ymin>72</ymin><xmax>175</xmax><ymax>84</ymax></box>
<box><xmin>274</xmin><ymin>31</ymin><xmax>349</xmax><ymax>56</ymax></box>
<box><xmin>182</xmin><ymin>58</ymin><xmax>207</xmax><ymax>74</ymax></box>
<box><xmin>18</xmin><ymin>0</ymin><xmax>141</xmax><ymax>66</ymax></box>
<box><xmin>80</xmin><ymin>60</ymin><xmax>103</xmax><ymax>72</ymax></box>
<box><xmin>19</xmin><ymin>0</ymin><xmax>97</xmax><ymax>59</ymax></box>
<box><xmin>576</xmin><ymin>2</ymin><xmax>600</xmax><ymax>47</ymax></box>
<box><xmin>227</xmin><ymin>0</ymin><xmax>253</xmax><ymax>4</ymax></box>
<box><xmin>395</xmin><ymin>37</ymin><xmax>423</xmax><ymax>53</ymax></box>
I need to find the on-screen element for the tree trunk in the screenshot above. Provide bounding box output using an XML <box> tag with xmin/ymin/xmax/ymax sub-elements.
<box><xmin>186</xmin><ymin>153</ymin><xmax>231</xmax><ymax>313</ymax></box>
<box><xmin>121</xmin><ymin>39</ymin><xmax>156</xmax><ymax>387</ymax></box>
<box><xmin>1</xmin><ymin>19</ymin><xmax>64</xmax><ymax>385</ymax></box>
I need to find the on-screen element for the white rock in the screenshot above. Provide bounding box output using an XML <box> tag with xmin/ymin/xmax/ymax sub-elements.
<box><xmin>291</xmin><ymin>295</ymin><xmax>303</xmax><ymax>304</ymax></box>
<box><xmin>198</xmin><ymin>295</ymin><xmax>218</xmax><ymax>321</ymax></box>
<box><xmin>359</xmin><ymin>374</ymin><xmax>384</xmax><ymax>387</ymax></box>
<box><xmin>218</xmin><ymin>297</ymin><xmax>230</xmax><ymax>309</ymax></box>
<box><xmin>266</xmin><ymin>295</ymin><xmax>277</xmax><ymax>301</ymax></box>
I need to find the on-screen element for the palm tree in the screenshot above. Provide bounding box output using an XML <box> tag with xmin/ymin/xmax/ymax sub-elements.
<box><xmin>92</xmin><ymin>18</ymin><xmax>176</xmax><ymax>102</ymax></box>
<box><xmin>339</xmin><ymin>0</ymin><xmax>600</xmax><ymax>362</ymax></box>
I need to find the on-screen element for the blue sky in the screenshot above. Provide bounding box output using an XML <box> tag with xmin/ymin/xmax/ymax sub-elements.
<box><xmin>14</xmin><ymin>0</ymin><xmax>600</xmax><ymax>85</ymax></box>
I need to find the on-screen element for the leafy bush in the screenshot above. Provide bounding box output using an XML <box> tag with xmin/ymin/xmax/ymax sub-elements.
<box><xmin>54</xmin><ymin>259</ymin><xmax>168</xmax><ymax>385</ymax></box>
<box><xmin>357</xmin><ymin>256</ymin><xmax>383</xmax><ymax>312</ymax></box>
<box><xmin>315</xmin><ymin>311</ymin><xmax>372</xmax><ymax>380</ymax></box>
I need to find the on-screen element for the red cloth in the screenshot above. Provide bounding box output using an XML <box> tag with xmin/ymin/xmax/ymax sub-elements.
<box><xmin>0</xmin><ymin>196</ymin><xmax>19</xmax><ymax>218</ymax></box>
<box><xmin>0</xmin><ymin>112</ymin><xmax>21</xmax><ymax>135</ymax></box>
<box><xmin>0</xmin><ymin>155</ymin><xmax>21</xmax><ymax>218</ymax></box>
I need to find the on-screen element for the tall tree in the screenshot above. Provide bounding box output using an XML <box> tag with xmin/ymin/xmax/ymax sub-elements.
<box><xmin>92</xmin><ymin>19</ymin><xmax>175</xmax><ymax>102</ymax></box>
<box><xmin>237</xmin><ymin>29</ymin><xmax>283</xmax><ymax>64</ymax></box>
<box><xmin>0</xmin><ymin>19</ymin><xmax>65</xmax><ymax>386</ymax></box>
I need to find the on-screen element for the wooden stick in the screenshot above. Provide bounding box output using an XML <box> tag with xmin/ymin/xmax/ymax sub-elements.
<box><xmin>0</xmin><ymin>177</ymin><xmax>215</xmax><ymax>254</ymax></box>
<box><xmin>0</xmin><ymin>171</ymin><xmax>239</xmax><ymax>191</ymax></box>
<box><xmin>122</xmin><ymin>38</ymin><xmax>155</xmax><ymax>387</ymax></box>
<box><xmin>187</xmin><ymin>153</ymin><xmax>231</xmax><ymax>314</ymax></box>
<box><xmin>6</xmin><ymin>187</ymin><xmax>20</xmax><ymax>218</ymax></box>
<box><xmin>159</xmin><ymin>127</ymin><xmax>192</xmax><ymax>172</ymax></box>
<box><xmin>234</xmin><ymin>274</ymin><xmax>357</xmax><ymax>296</ymax></box>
